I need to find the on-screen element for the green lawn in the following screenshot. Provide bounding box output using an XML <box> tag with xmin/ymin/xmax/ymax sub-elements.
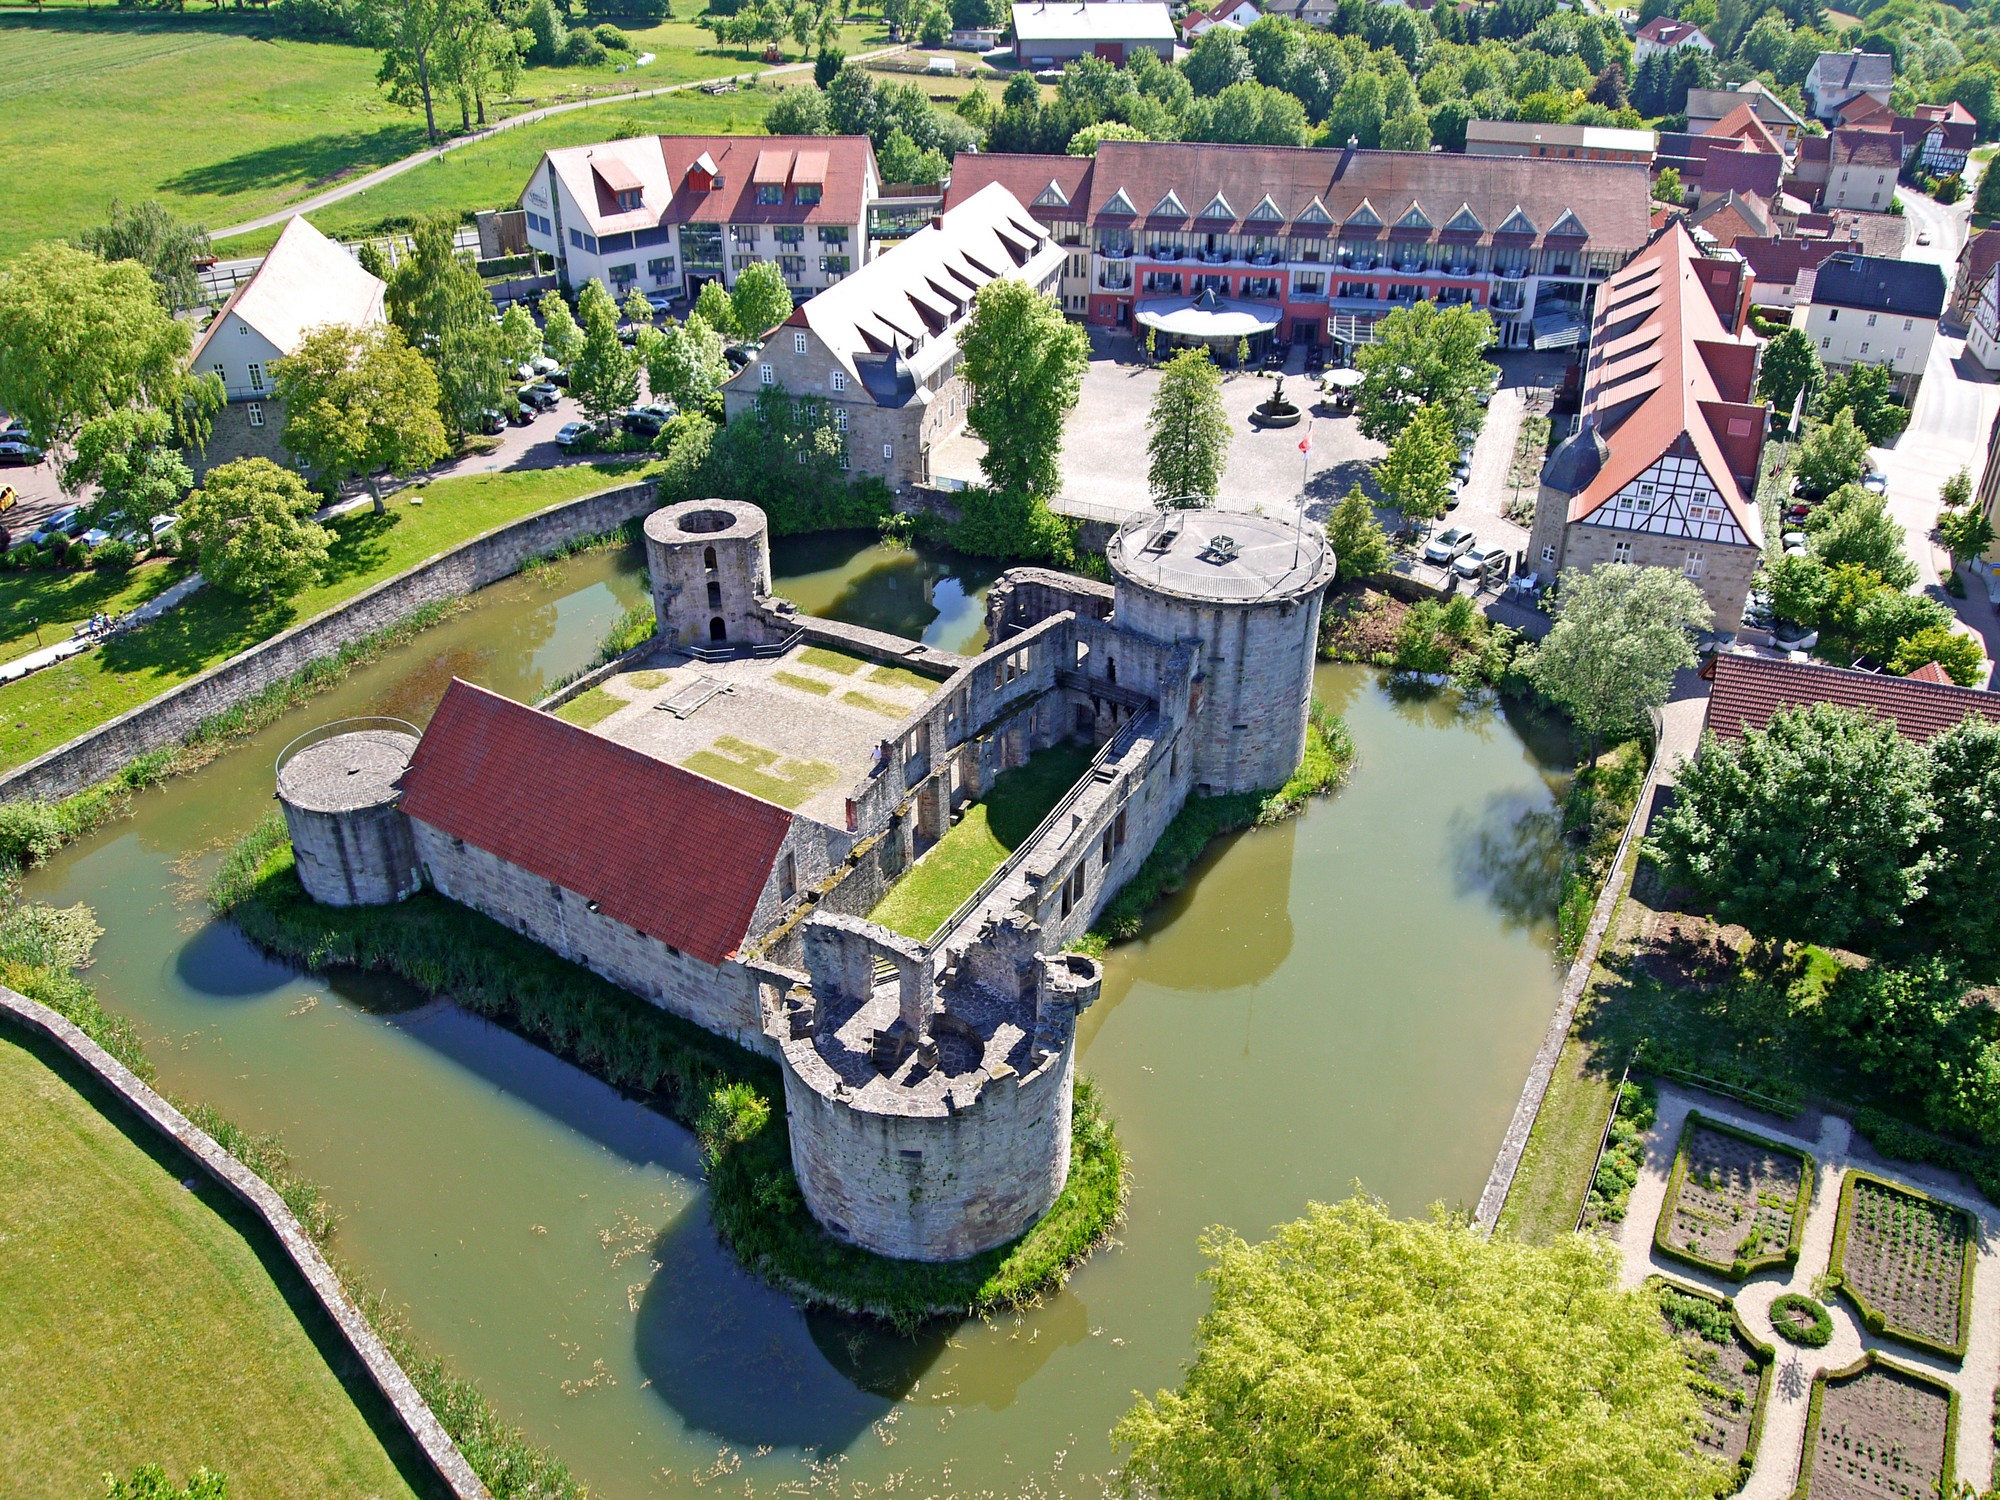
<box><xmin>0</xmin><ymin>4</ymin><xmax>853</xmax><ymax>253</ymax></box>
<box><xmin>1492</xmin><ymin>1014</ymin><xmax>1621</xmax><ymax>1245</ymax></box>
<box><xmin>0</xmin><ymin>460</ymin><xmax>658</xmax><ymax>774</ymax></box>
<box><xmin>868</xmin><ymin>741</ymin><xmax>1096</xmax><ymax>941</ymax></box>
<box><xmin>0</xmin><ymin>557</ymin><xmax>192</xmax><ymax>667</ymax></box>
<box><xmin>0</xmin><ymin>1028</ymin><xmax>434</xmax><ymax>1499</ymax></box>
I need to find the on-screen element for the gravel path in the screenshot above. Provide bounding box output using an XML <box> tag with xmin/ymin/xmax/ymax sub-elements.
<box><xmin>1612</xmin><ymin>1081</ymin><xmax>2000</xmax><ymax>1496</ymax></box>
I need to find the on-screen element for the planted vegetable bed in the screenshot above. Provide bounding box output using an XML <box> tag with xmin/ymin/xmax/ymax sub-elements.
<box><xmin>1797</xmin><ymin>1355</ymin><xmax>1956</xmax><ymax>1500</ymax></box>
<box><xmin>1656</xmin><ymin>1281</ymin><xmax>1771</xmax><ymax>1491</ymax></box>
<box><xmin>1831</xmin><ymin>1171</ymin><xmax>1975</xmax><ymax>1360</ymax></box>
<box><xmin>1655</xmin><ymin>1113</ymin><xmax>1814</xmax><ymax>1278</ymax></box>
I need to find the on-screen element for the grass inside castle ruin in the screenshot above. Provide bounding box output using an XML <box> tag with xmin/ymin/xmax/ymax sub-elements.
<box><xmin>0</xmin><ymin>461</ymin><xmax>660</xmax><ymax>776</ymax></box>
<box><xmin>868</xmin><ymin>741</ymin><xmax>1100</xmax><ymax>942</ymax></box>
<box><xmin>209</xmin><ymin>813</ymin><xmax>1129</xmax><ymax>1327</ymax></box>
<box><xmin>0</xmin><ymin>1028</ymin><xmax>430</xmax><ymax>1500</ymax></box>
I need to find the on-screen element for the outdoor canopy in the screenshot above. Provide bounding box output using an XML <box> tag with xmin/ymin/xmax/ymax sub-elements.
<box><xmin>1134</xmin><ymin>286</ymin><xmax>1280</xmax><ymax>339</ymax></box>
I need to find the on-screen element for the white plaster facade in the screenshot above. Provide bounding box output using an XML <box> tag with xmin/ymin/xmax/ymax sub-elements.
<box><xmin>1794</xmin><ymin>301</ymin><xmax>1938</xmax><ymax>394</ymax></box>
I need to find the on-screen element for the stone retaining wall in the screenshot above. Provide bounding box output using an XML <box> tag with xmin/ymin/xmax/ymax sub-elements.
<box><xmin>0</xmin><ymin>479</ymin><xmax>657</xmax><ymax>805</ymax></box>
<box><xmin>0</xmin><ymin>984</ymin><xmax>490</xmax><ymax>1500</ymax></box>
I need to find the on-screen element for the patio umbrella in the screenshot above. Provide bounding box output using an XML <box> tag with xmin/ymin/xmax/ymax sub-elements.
<box><xmin>1322</xmin><ymin>367</ymin><xmax>1364</xmax><ymax>390</ymax></box>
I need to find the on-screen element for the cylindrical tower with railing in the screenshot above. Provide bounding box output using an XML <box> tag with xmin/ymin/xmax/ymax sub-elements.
<box><xmin>275</xmin><ymin>720</ymin><xmax>422</xmax><ymax>907</ymax></box>
<box><xmin>642</xmin><ymin>499</ymin><xmax>772</xmax><ymax>648</ymax></box>
<box><xmin>1106</xmin><ymin>506</ymin><xmax>1335</xmax><ymax>795</ymax></box>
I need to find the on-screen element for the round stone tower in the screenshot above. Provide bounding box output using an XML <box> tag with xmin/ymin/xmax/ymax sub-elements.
<box><xmin>275</xmin><ymin>723</ymin><xmax>422</xmax><ymax>907</ymax></box>
<box><xmin>1106</xmin><ymin>507</ymin><xmax>1335</xmax><ymax>795</ymax></box>
<box><xmin>643</xmin><ymin>499</ymin><xmax>772</xmax><ymax>648</ymax></box>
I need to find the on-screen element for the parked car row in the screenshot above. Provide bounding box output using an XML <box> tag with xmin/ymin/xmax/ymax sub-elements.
<box><xmin>1421</xmin><ymin>527</ymin><xmax>1510</xmax><ymax>587</ymax></box>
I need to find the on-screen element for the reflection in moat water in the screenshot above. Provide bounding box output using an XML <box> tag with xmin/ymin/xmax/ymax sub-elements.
<box><xmin>771</xmin><ymin>531</ymin><xmax>1001</xmax><ymax>654</ymax></box>
<box><xmin>24</xmin><ymin>543</ymin><xmax>1577</xmax><ymax>1498</ymax></box>
<box><xmin>1449</xmin><ymin>789</ymin><xmax>1567</xmax><ymax>934</ymax></box>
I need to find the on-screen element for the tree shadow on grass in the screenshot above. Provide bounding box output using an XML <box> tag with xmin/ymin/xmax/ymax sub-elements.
<box><xmin>315</xmin><ymin>508</ymin><xmax>401</xmax><ymax>592</ymax></box>
<box><xmin>161</xmin><ymin>124</ymin><xmax>432</xmax><ymax>202</ymax></box>
<box><xmin>97</xmin><ymin>585</ymin><xmax>297</xmax><ymax>679</ymax></box>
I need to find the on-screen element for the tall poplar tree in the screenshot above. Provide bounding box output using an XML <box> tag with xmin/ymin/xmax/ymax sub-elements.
<box><xmin>1145</xmin><ymin>347</ymin><xmax>1231</xmax><ymax>508</ymax></box>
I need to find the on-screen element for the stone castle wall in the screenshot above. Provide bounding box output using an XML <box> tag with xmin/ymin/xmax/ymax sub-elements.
<box><xmin>779</xmin><ymin>1044</ymin><xmax>1075</xmax><ymax>1261</ymax></box>
<box><xmin>409</xmin><ymin>819</ymin><xmax>768</xmax><ymax>1051</ymax></box>
<box><xmin>1</xmin><ymin>479</ymin><xmax>658</xmax><ymax>805</ymax></box>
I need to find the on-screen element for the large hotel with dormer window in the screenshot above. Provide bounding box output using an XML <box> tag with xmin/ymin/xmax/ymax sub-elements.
<box><xmin>945</xmin><ymin>139</ymin><xmax>1654</xmax><ymax>352</ymax></box>
<box><xmin>519</xmin><ymin>135</ymin><xmax>881</xmax><ymax>305</ymax></box>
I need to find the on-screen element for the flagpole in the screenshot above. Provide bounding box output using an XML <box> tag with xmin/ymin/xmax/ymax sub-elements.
<box><xmin>1294</xmin><ymin>417</ymin><xmax>1312</xmax><ymax>568</ymax></box>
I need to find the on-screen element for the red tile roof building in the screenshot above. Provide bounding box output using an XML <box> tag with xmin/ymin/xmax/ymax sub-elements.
<box><xmin>945</xmin><ymin>140</ymin><xmax>1654</xmax><ymax>351</ymax></box>
<box><xmin>519</xmin><ymin>134</ymin><xmax>880</xmax><ymax>304</ymax></box>
<box><xmin>397</xmin><ymin>679</ymin><xmax>796</xmax><ymax>968</ymax></box>
<box><xmin>1703</xmin><ymin>653</ymin><xmax>2000</xmax><ymax>742</ymax></box>
<box><xmin>1527</xmin><ymin>223</ymin><xmax>1767</xmax><ymax>623</ymax></box>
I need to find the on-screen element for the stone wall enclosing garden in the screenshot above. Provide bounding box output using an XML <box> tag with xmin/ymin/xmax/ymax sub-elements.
<box><xmin>0</xmin><ymin>481</ymin><xmax>658</xmax><ymax>805</ymax></box>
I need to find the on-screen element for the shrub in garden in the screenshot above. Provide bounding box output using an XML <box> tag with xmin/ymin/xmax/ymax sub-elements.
<box><xmin>1769</xmin><ymin>1293</ymin><xmax>1832</xmax><ymax>1348</ymax></box>
<box><xmin>90</xmin><ymin>537</ymin><xmax>138</xmax><ymax>570</ymax></box>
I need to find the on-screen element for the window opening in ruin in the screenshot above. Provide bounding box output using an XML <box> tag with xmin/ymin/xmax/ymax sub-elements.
<box><xmin>779</xmin><ymin>853</ymin><xmax>797</xmax><ymax>901</ymax></box>
<box><xmin>709</xmin><ymin>617</ymin><xmax>727</xmax><ymax>642</ymax></box>
<box><xmin>707</xmin><ymin>580</ymin><xmax>722</xmax><ymax>608</ymax></box>
<box><xmin>1106</xmin><ymin>658</ymin><xmax>1117</xmax><ymax>685</ymax></box>
<box><xmin>704</xmin><ymin>545</ymin><xmax>717</xmax><ymax>571</ymax></box>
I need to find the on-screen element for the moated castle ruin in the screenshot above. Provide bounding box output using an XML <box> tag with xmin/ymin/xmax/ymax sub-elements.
<box><xmin>275</xmin><ymin>497</ymin><xmax>1333</xmax><ymax>1262</ymax></box>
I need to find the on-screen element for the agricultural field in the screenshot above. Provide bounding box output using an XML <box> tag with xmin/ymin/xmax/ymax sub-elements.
<box><xmin>1833</xmin><ymin>1173</ymin><xmax>1975</xmax><ymax>1358</ymax></box>
<box><xmin>0</xmin><ymin>1030</ymin><xmax>431</xmax><ymax>1500</ymax></box>
<box><xmin>1655</xmin><ymin>1113</ymin><xmax>1813</xmax><ymax>1278</ymax></box>
<box><xmin>1800</xmin><ymin>1358</ymin><xmax>1955</xmax><ymax>1500</ymax></box>
<box><xmin>0</xmin><ymin>3</ymin><xmax>862</xmax><ymax>254</ymax></box>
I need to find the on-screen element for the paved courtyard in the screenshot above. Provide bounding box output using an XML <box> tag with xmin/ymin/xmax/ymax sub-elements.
<box><xmin>1611</xmin><ymin>1079</ymin><xmax>2000</xmax><ymax>1497</ymax></box>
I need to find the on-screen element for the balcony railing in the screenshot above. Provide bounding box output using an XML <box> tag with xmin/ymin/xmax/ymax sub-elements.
<box><xmin>1497</xmin><ymin>266</ymin><xmax>1528</xmax><ymax>282</ymax></box>
<box><xmin>1100</xmin><ymin>270</ymin><xmax>1133</xmax><ymax>292</ymax></box>
<box><xmin>1100</xmin><ymin>243</ymin><xmax>1134</xmax><ymax>262</ymax></box>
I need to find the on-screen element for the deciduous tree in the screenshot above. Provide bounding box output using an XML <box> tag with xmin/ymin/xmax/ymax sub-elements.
<box><xmin>76</xmin><ymin>199</ymin><xmax>212</xmax><ymax>310</ymax></box>
<box><xmin>569</xmin><ymin>279</ymin><xmax>641</xmax><ymax>430</ymax></box>
<box><xmin>1805</xmin><ymin>481</ymin><xmax>1916</xmax><ymax>589</ymax></box>
<box><xmin>1914</xmin><ymin>717</ymin><xmax>2000</xmax><ymax>974</ymax></box>
<box><xmin>1145</xmin><ymin>347</ymin><xmax>1230</xmax><ymax>507</ymax></box>
<box><xmin>646</xmin><ymin>314</ymin><xmax>732</xmax><ymax>413</ymax></box>
<box><xmin>538</xmin><ymin>290</ymin><xmax>585</xmax><ymax>367</ymax></box>
<box><xmin>178</xmin><ymin>458</ymin><xmax>332</xmax><ymax>598</ymax></box>
<box><xmin>729</xmin><ymin>260</ymin><xmax>795</xmax><ymax>342</ymax></box>
<box><xmin>382</xmin><ymin>214</ymin><xmax>509</xmax><ymax>435</ymax></box>
<box><xmin>62</xmin><ymin>408</ymin><xmax>192</xmax><ymax>541</ymax></box>
<box><xmin>1890</xmin><ymin>625</ymin><xmax>1985</xmax><ymax>686</ymax></box>
<box><xmin>273</xmin><ymin>322</ymin><xmax>447</xmax><ymax>512</ymax></box>
<box><xmin>1756</xmin><ymin>326</ymin><xmax>1821</xmax><ymax>428</ymax></box>
<box><xmin>1791</xmin><ymin>409</ymin><xmax>1869</xmax><ymax>502</ymax></box>
<box><xmin>1375</xmin><ymin>401</ymin><xmax>1457</xmax><ymax>524</ymax></box>
<box><xmin>497</xmin><ymin>302</ymin><xmax>544</xmax><ymax>373</ymax></box>
<box><xmin>1940</xmin><ymin>467</ymin><xmax>1973</xmax><ymax>509</ymax></box>
<box><xmin>1938</xmin><ymin>503</ymin><xmax>1994</xmax><ymax>568</ymax></box>
<box><xmin>1352</xmin><ymin>299</ymin><xmax>1496</xmax><ymax>446</ymax></box>
<box><xmin>1820</xmin><ymin>361</ymin><xmax>1907</xmax><ymax>445</ymax></box>
<box><xmin>959</xmin><ymin>278</ymin><xmax>1088</xmax><ymax>501</ymax></box>
<box><xmin>1524</xmin><ymin>564</ymin><xmax>1710</xmax><ymax>760</ymax></box>
<box><xmin>1327</xmin><ymin>484</ymin><xmax>1392</xmax><ymax>582</ymax></box>
<box><xmin>1113</xmin><ymin>1196</ymin><xmax>1715</xmax><ymax>1500</ymax></box>
<box><xmin>0</xmin><ymin>243</ymin><xmax>192</xmax><ymax>452</ymax></box>
<box><xmin>695</xmin><ymin>279</ymin><xmax>738</xmax><ymax>341</ymax></box>
<box><xmin>1649</xmin><ymin>702</ymin><xmax>1937</xmax><ymax>948</ymax></box>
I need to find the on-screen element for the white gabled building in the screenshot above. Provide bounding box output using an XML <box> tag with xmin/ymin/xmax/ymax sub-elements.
<box><xmin>520</xmin><ymin>134</ymin><xmax>881</xmax><ymax>304</ymax></box>
<box><xmin>722</xmin><ymin>183</ymin><xmax>1065</xmax><ymax>492</ymax></box>
<box><xmin>185</xmin><ymin>215</ymin><xmax>387</xmax><ymax>478</ymax></box>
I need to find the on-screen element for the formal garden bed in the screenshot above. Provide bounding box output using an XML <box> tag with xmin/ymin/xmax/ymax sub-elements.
<box><xmin>1794</xmin><ymin>1353</ymin><xmax>1956</xmax><ymax>1500</ymax></box>
<box><xmin>1655</xmin><ymin>1280</ymin><xmax>1772</xmax><ymax>1492</ymax></box>
<box><xmin>1769</xmin><ymin>1293</ymin><xmax>1833</xmax><ymax>1349</ymax></box>
<box><xmin>1654</xmin><ymin>1112</ymin><xmax>1814</xmax><ymax>1278</ymax></box>
<box><xmin>1580</xmin><ymin>1077</ymin><xmax>1656</xmax><ymax>1232</ymax></box>
<box><xmin>1829</xmin><ymin>1170</ymin><xmax>1976</xmax><ymax>1360</ymax></box>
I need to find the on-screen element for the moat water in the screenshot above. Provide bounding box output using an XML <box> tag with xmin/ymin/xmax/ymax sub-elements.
<box><xmin>23</xmin><ymin>529</ymin><xmax>1573</xmax><ymax>1498</ymax></box>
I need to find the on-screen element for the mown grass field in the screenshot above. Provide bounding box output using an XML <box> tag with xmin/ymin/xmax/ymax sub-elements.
<box><xmin>0</xmin><ymin>460</ymin><xmax>659</xmax><ymax>774</ymax></box>
<box><xmin>0</xmin><ymin>3</ymin><xmax>874</xmax><ymax>253</ymax></box>
<box><xmin>0</xmin><ymin>1028</ymin><xmax>434</xmax><ymax>1500</ymax></box>
<box><xmin>0</xmin><ymin>557</ymin><xmax>191</xmax><ymax>667</ymax></box>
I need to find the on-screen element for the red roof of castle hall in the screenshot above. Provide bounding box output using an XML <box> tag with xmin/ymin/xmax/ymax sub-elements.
<box><xmin>1705</xmin><ymin>653</ymin><xmax>2000</xmax><ymax>743</ymax></box>
<box><xmin>396</xmin><ymin>679</ymin><xmax>793</xmax><ymax>964</ymax></box>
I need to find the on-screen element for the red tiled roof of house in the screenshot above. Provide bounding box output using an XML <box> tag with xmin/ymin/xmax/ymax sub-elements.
<box><xmin>1705</xmin><ymin>653</ymin><xmax>2000</xmax><ymax>743</ymax></box>
<box><xmin>943</xmin><ymin>152</ymin><xmax>1095</xmax><ymax>220</ymax></box>
<box><xmin>1830</xmin><ymin>126</ymin><xmax>1907</xmax><ymax>169</ymax></box>
<box><xmin>1568</xmin><ymin>223</ymin><xmax>1765</xmax><ymax>539</ymax></box>
<box><xmin>1961</xmin><ymin>228</ymin><xmax>2000</xmax><ymax>295</ymax></box>
<box><xmin>396</xmin><ymin>679</ymin><xmax>793</xmax><ymax>965</ymax></box>
<box><xmin>1707</xmin><ymin>103</ymin><xmax>1785</xmax><ymax>158</ymax></box>
<box><xmin>1907</xmin><ymin>661</ymin><xmax>1954</xmax><ymax>684</ymax></box>
<box><xmin>533</xmin><ymin>135</ymin><xmax>878</xmax><ymax>238</ymax></box>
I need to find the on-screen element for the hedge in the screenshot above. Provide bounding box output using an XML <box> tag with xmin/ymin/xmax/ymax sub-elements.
<box><xmin>1651</xmin><ymin>1110</ymin><xmax>1815</xmax><ymax>1281</ymax></box>
<box><xmin>1824</xmin><ymin>1167</ymin><xmax>1976</xmax><ymax>1362</ymax></box>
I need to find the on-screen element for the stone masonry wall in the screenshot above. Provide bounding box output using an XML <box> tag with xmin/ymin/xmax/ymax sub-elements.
<box><xmin>1560</xmin><ymin>522</ymin><xmax>1760</xmax><ymax>627</ymax></box>
<box><xmin>778</xmin><ymin>1032</ymin><xmax>1075</xmax><ymax>1261</ymax></box>
<box><xmin>0</xmin><ymin>986</ymin><xmax>490</xmax><ymax>1500</ymax></box>
<box><xmin>409</xmin><ymin>819</ymin><xmax>768</xmax><ymax>1052</ymax></box>
<box><xmin>0</xmin><ymin>479</ymin><xmax>658</xmax><ymax>806</ymax></box>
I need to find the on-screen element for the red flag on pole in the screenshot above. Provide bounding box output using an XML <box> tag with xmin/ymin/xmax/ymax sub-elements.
<box><xmin>1298</xmin><ymin>430</ymin><xmax>1312</xmax><ymax>455</ymax></box>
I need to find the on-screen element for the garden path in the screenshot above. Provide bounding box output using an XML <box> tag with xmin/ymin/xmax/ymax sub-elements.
<box><xmin>1610</xmin><ymin>1080</ymin><xmax>2000</xmax><ymax>1497</ymax></box>
<box><xmin>0</xmin><ymin>571</ymin><xmax>205</xmax><ymax>685</ymax></box>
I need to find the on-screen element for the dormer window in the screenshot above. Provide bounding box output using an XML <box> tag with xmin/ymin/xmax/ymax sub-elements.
<box><xmin>797</xmin><ymin>183</ymin><xmax>822</xmax><ymax>205</ymax></box>
<box><xmin>710</xmin><ymin>175</ymin><xmax>724</xmax><ymax>192</ymax></box>
<box><xmin>615</xmin><ymin>188</ymin><xmax>642</xmax><ymax>212</ymax></box>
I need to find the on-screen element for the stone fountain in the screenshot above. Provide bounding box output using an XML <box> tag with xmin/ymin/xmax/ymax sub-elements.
<box><xmin>1251</xmin><ymin>374</ymin><xmax>1303</xmax><ymax>430</ymax></box>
